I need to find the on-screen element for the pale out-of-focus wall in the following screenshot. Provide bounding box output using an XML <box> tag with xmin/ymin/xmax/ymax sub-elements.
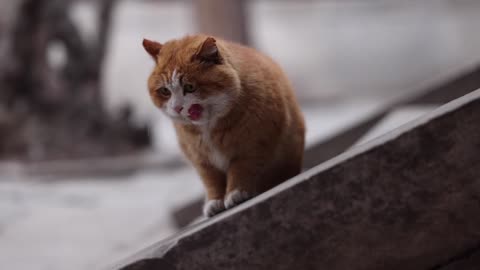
<box><xmin>250</xmin><ymin>1</ymin><xmax>480</xmax><ymax>102</ymax></box>
<box><xmin>100</xmin><ymin>0</ymin><xmax>480</xmax><ymax>121</ymax></box>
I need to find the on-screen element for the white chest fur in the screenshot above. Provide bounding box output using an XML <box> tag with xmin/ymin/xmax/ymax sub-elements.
<box><xmin>209</xmin><ymin>147</ymin><xmax>229</xmax><ymax>172</ymax></box>
<box><xmin>201</xmin><ymin>130</ymin><xmax>229</xmax><ymax>172</ymax></box>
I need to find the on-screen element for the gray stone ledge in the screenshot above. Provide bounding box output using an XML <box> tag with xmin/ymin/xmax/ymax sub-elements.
<box><xmin>113</xmin><ymin>89</ymin><xmax>480</xmax><ymax>270</ymax></box>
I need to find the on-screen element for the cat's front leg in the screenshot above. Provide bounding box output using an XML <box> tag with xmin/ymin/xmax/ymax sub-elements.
<box><xmin>224</xmin><ymin>160</ymin><xmax>261</xmax><ymax>209</ymax></box>
<box><xmin>195</xmin><ymin>163</ymin><xmax>227</xmax><ymax>217</ymax></box>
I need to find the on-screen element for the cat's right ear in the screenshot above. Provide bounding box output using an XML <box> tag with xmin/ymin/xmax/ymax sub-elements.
<box><xmin>194</xmin><ymin>37</ymin><xmax>222</xmax><ymax>65</ymax></box>
<box><xmin>142</xmin><ymin>38</ymin><xmax>163</xmax><ymax>62</ymax></box>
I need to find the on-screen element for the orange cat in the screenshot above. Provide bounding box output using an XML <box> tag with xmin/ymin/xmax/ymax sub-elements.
<box><xmin>143</xmin><ymin>35</ymin><xmax>305</xmax><ymax>217</ymax></box>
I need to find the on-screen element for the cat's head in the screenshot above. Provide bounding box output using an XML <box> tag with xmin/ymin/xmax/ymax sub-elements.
<box><xmin>143</xmin><ymin>35</ymin><xmax>240</xmax><ymax>126</ymax></box>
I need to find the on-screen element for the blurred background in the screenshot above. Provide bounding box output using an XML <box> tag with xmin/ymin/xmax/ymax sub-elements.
<box><xmin>1</xmin><ymin>0</ymin><xmax>480</xmax><ymax>269</ymax></box>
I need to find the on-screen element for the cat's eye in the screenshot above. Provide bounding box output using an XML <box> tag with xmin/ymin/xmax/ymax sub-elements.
<box><xmin>156</xmin><ymin>87</ymin><xmax>171</xmax><ymax>97</ymax></box>
<box><xmin>183</xmin><ymin>84</ymin><xmax>195</xmax><ymax>94</ymax></box>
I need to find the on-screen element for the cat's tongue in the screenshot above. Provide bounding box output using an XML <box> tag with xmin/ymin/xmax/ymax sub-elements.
<box><xmin>188</xmin><ymin>104</ymin><xmax>203</xmax><ymax>121</ymax></box>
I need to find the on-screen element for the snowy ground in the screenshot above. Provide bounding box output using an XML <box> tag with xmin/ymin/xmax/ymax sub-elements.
<box><xmin>2</xmin><ymin>1</ymin><xmax>480</xmax><ymax>269</ymax></box>
<box><xmin>0</xmin><ymin>168</ymin><xmax>203</xmax><ymax>270</ymax></box>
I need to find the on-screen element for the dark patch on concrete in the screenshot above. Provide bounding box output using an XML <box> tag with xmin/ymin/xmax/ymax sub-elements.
<box><xmin>430</xmin><ymin>243</ymin><xmax>480</xmax><ymax>270</ymax></box>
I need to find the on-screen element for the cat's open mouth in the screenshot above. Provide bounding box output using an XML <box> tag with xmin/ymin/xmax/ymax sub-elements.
<box><xmin>188</xmin><ymin>104</ymin><xmax>203</xmax><ymax>121</ymax></box>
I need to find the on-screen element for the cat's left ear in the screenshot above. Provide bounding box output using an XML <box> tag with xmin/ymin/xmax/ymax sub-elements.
<box><xmin>194</xmin><ymin>37</ymin><xmax>222</xmax><ymax>65</ymax></box>
<box><xmin>142</xmin><ymin>38</ymin><xmax>163</xmax><ymax>62</ymax></box>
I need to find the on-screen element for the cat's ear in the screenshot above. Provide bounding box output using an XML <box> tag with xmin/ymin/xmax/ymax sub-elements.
<box><xmin>143</xmin><ymin>38</ymin><xmax>163</xmax><ymax>62</ymax></box>
<box><xmin>194</xmin><ymin>37</ymin><xmax>222</xmax><ymax>65</ymax></box>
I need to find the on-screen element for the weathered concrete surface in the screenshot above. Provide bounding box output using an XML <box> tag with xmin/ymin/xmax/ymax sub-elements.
<box><xmin>114</xmin><ymin>89</ymin><xmax>480</xmax><ymax>270</ymax></box>
<box><xmin>354</xmin><ymin>105</ymin><xmax>437</xmax><ymax>146</ymax></box>
<box><xmin>172</xmin><ymin>64</ymin><xmax>480</xmax><ymax>228</ymax></box>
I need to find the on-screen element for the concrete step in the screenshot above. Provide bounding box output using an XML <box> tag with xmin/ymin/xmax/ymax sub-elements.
<box><xmin>112</xmin><ymin>89</ymin><xmax>480</xmax><ymax>270</ymax></box>
<box><xmin>171</xmin><ymin>64</ymin><xmax>480</xmax><ymax>229</ymax></box>
<box><xmin>353</xmin><ymin>105</ymin><xmax>437</xmax><ymax>146</ymax></box>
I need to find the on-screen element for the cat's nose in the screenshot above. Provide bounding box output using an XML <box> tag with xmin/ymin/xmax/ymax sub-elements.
<box><xmin>174</xmin><ymin>106</ymin><xmax>183</xmax><ymax>114</ymax></box>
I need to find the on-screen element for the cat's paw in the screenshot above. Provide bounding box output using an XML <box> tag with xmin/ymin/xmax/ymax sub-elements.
<box><xmin>224</xmin><ymin>190</ymin><xmax>253</xmax><ymax>209</ymax></box>
<box><xmin>203</xmin><ymin>199</ymin><xmax>226</xmax><ymax>217</ymax></box>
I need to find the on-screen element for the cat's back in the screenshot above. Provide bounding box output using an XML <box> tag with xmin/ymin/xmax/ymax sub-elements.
<box><xmin>220</xmin><ymin>39</ymin><xmax>304</xmax><ymax>126</ymax></box>
<box><xmin>221</xmin><ymin>40</ymin><xmax>287</xmax><ymax>82</ymax></box>
<box><xmin>218</xmin><ymin>38</ymin><xmax>305</xmax><ymax>152</ymax></box>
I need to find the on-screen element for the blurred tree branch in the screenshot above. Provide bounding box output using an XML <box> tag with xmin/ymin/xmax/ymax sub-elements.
<box><xmin>0</xmin><ymin>0</ymin><xmax>151</xmax><ymax>161</ymax></box>
<box><xmin>6</xmin><ymin>0</ymin><xmax>118</xmax><ymax>111</ymax></box>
